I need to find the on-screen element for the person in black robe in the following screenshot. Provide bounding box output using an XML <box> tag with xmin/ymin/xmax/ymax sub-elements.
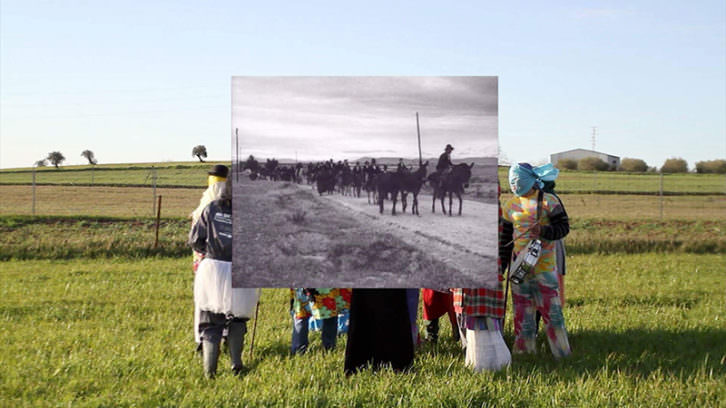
<box><xmin>344</xmin><ymin>289</ymin><xmax>414</xmax><ymax>376</ymax></box>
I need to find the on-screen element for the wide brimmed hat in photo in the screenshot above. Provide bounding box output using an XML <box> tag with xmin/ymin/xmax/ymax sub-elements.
<box><xmin>208</xmin><ymin>164</ymin><xmax>229</xmax><ymax>178</ymax></box>
<box><xmin>445</xmin><ymin>144</ymin><xmax>454</xmax><ymax>151</ymax></box>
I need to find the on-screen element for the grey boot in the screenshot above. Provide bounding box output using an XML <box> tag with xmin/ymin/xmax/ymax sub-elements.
<box><xmin>202</xmin><ymin>339</ymin><xmax>220</xmax><ymax>378</ymax></box>
<box><xmin>227</xmin><ymin>320</ymin><xmax>247</xmax><ymax>374</ymax></box>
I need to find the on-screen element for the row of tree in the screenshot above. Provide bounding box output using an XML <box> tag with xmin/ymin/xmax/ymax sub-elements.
<box><xmin>35</xmin><ymin>150</ymin><xmax>97</xmax><ymax>168</ymax></box>
<box><xmin>556</xmin><ymin>157</ymin><xmax>726</xmax><ymax>174</ymax></box>
<box><xmin>33</xmin><ymin>145</ymin><xmax>210</xmax><ymax>168</ymax></box>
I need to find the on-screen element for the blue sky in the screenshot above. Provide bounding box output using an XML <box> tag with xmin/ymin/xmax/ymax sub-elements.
<box><xmin>1</xmin><ymin>1</ymin><xmax>724</xmax><ymax>169</ymax></box>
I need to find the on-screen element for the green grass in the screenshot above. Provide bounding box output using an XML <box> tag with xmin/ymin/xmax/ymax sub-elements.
<box><xmin>0</xmin><ymin>216</ymin><xmax>191</xmax><ymax>261</ymax></box>
<box><xmin>0</xmin><ymin>165</ymin><xmax>214</xmax><ymax>187</ymax></box>
<box><xmin>1</xmin><ymin>254</ymin><xmax>724</xmax><ymax>407</ymax></box>
<box><xmin>2</xmin><ymin>216</ymin><xmax>724</xmax><ymax>262</ymax></box>
<box><xmin>1</xmin><ymin>161</ymin><xmax>724</xmax><ymax>406</ymax></box>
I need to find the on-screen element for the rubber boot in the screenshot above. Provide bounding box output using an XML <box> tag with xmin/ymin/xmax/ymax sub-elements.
<box><xmin>202</xmin><ymin>339</ymin><xmax>220</xmax><ymax>378</ymax></box>
<box><xmin>227</xmin><ymin>321</ymin><xmax>246</xmax><ymax>375</ymax></box>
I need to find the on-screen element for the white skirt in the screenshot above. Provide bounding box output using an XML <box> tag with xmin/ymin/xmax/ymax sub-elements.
<box><xmin>194</xmin><ymin>258</ymin><xmax>260</xmax><ymax>318</ymax></box>
<box><xmin>465</xmin><ymin>329</ymin><xmax>511</xmax><ymax>372</ymax></box>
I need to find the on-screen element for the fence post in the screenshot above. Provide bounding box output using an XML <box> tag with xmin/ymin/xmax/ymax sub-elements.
<box><xmin>151</xmin><ymin>166</ymin><xmax>157</xmax><ymax>216</ymax></box>
<box><xmin>91</xmin><ymin>165</ymin><xmax>95</xmax><ymax>185</ymax></box>
<box><xmin>32</xmin><ymin>168</ymin><xmax>36</xmax><ymax>216</ymax></box>
<box><xmin>659</xmin><ymin>172</ymin><xmax>664</xmax><ymax>220</ymax></box>
<box><xmin>154</xmin><ymin>195</ymin><xmax>162</xmax><ymax>249</ymax></box>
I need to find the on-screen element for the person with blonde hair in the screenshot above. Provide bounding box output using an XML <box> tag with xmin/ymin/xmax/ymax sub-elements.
<box><xmin>190</xmin><ymin>165</ymin><xmax>230</xmax><ymax>350</ymax></box>
<box><xmin>189</xmin><ymin>178</ymin><xmax>260</xmax><ymax>377</ymax></box>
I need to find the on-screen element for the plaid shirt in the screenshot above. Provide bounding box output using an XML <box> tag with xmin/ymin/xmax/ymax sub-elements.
<box><xmin>453</xmin><ymin>184</ymin><xmax>505</xmax><ymax>319</ymax></box>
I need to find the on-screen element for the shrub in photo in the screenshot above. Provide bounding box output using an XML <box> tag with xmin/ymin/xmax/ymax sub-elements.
<box><xmin>619</xmin><ymin>158</ymin><xmax>648</xmax><ymax>172</ymax></box>
<box><xmin>555</xmin><ymin>158</ymin><xmax>577</xmax><ymax>170</ymax></box>
<box><xmin>661</xmin><ymin>157</ymin><xmax>688</xmax><ymax>173</ymax></box>
<box><xmin>578</xmin><ymin>156</ymin><xmax>609</xmax><ymax>171</ymax></box>
<box><xmin>695</xmin><ymin>159</ymin><xmax>726</xmax><ymax>174</ymax></box>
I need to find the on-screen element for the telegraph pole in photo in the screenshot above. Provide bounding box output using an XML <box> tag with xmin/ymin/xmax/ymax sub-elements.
<box><xmin>416</xmin><ymin>112</ymin><xmax>422</xmax><ymax>166</ymax></box>
<box><xmin>235</xmin><ymin>128</ymin><xmax>239</xmax><ymax>182</ymax></box>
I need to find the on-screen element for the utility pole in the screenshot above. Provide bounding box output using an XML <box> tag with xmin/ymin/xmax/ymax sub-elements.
<box><xmin>416</xmin><ymin>112</ymin><xmax>422</xmax><ymax>166</ymax></box>
<box><xmin>235</xmin><ymin>128</ymin><xmax>239</xmax><ymax>182</ymax></box>
<box><xmin>32</xmin><ymin>167</ymin><xmax>36</xmax><ymax>216</ymax></box>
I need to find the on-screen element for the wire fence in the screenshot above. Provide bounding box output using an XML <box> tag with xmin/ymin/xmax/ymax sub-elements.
<box><xmin>1</xmin><ymin>166</ymin><xmax>725</xmax><ymax>220</ymax></box>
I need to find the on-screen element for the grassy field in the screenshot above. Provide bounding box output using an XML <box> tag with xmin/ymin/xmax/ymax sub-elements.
<box><xmin>1</xmin><ymin>254</ymin><xmax>724</xmax><ymax>407</ymax></box>
<box><xmin>3</xmin><ymin>184</ymin><xmax>725</xmax><ymax>221</ymax></box>
<box><xmin>1</xmin><ymin>161</ymin><xmax>724</xmax><ymax>406</ymax></box>
<box><xmin>2</xmin><ymin>162</ymin><xmax>725</xmax><ymax>195</ymax></box>
<box><xmin>0</xmin><ymin>185</ymin><xmax>203</xmax><ymax>218</ymax></box>
<box><xmin>2</xmin><ymin>216</ymin><xmax>723</xmax><ymax>262</ymax></box>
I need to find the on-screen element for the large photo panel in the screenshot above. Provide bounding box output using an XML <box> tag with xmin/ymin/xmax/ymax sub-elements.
<box><xmin>232</xmin><ymin>77</ymin><xmax>498</xmax><ymax>288</ymax></box>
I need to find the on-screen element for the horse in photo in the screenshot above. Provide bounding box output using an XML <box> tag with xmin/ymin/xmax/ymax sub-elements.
<box><xmin>430</xmin><ymin>163</ymin><xmax>474</xmax><ymax>216</ymax></box>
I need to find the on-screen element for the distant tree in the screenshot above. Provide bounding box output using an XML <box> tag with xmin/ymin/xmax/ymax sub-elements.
<box><xmin>555</xmin><ymin>158</ymin><xmax>577</xmax><ymax>170</ymax></box>
<box><xmin>34</xmin><ymin>159</ymin><xmax>47</xmax><ymax>167</ymax></box>
<box><xmin>619</xmin><ymin>158</ymin><xmax>648</xmax><ymax>172</ymax></box>
<box><xmin>81</xmin><ymin>150</ymin><xmax>97</xmax><ymax>165</ymax></box>
<box><xmin>192</xmin><ymin>145</ymin><xmax>207</xmax><ymax>162</ymax></box>
<box><xmin>46</xmin><ymin>151</ymin><xmax>66</xmax><ymax>169</ymax></box>
<box><xmin>578</xmin><ymin>156</ymin><xmax>609</xmax><ymax>171</ymax></box>
<box><xmin>660</xmin><ymin>157</ymin><xmax>688</xmax><ymax>173</ymax></box>
<box><xmin>695</xmin><ymin>159</ymin><xmax>726</xmax><ymax>174</ymax></box>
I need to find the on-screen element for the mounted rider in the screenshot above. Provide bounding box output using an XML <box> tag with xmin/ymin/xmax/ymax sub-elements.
<box><xmin>435</xmin><ymin>144</ymin><xmax>455</xmax><ymax>188</ymax></box>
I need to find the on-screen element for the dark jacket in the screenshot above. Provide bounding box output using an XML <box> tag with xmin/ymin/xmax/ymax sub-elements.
<box><xmin>436</xmin><ymin>152</ymin><xmax>452</xmax><ymax>172</ymax></box>
<box><xmin>189</xmin><ymin>198</ymin><xmax>233</xmax><ymax>262</ymax></box>
<box><xmin>540</xmin><ymin>192</ymin><xmax>569</xmax><ymax>241</ymax></box>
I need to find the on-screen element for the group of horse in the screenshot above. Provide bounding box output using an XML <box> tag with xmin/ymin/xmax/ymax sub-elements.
<box><xmin>370</xmin><ymin>162</ymin><xmax>475</xmax><ymax>216</ymax></box>
<box><xmin>243</xmin><ymin>158</ymin><xmax>302</xmax><ymax>182</ymax></box>
<box><xmin>241</xmin><ymin>158</ymin><xmax>475</xmax><ymax>216</ymax></box>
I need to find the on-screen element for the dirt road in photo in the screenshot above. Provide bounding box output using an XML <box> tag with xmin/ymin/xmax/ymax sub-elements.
<box><xmin>317</xmin><ymin>190</ymin><xmax>499</xmax><ymax>288</ymax></box>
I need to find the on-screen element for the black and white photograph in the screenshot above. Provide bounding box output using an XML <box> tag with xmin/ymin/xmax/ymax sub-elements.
<box><xmin>231</xmin><ymin>77</ymin><xmax>499</xmax><ymax>288</ymax></box>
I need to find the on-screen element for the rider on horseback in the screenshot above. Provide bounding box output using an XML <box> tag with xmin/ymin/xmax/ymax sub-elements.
<box><xmin>435</xmin><ymin>144</ymin><xmax>454</xmax><ymax>189</ymax></box>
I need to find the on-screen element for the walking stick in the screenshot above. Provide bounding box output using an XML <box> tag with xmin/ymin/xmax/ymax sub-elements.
<box><xmin>249</xmin><ymin>298</ymin><xmax>260</xmax><ymax>359</ymax></box>
<box><xmin>502</xmin><ymin>264</ymin><xmax>511</xmax><ymax>332</ymax></box>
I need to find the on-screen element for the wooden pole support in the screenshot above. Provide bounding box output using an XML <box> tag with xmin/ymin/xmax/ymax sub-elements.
<box><xmin>153</xmin><ymin>195</ymin><xmax>162</xmax><ymax>249</ymax></box>
<box><xmin>416</xmin><ymin>112</ymin><xmax>422</xmax><ymax>166</ymax></box>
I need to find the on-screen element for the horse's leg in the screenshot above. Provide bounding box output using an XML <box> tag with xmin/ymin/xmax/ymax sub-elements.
<box><xmin>448</xmin><ymin>191</ymin><xmax>453</xmax><ymax>216</ymax></box>
<box><xmin>458</xmin><ymin>190</ymin><xmax>463</xmax><ymax>215</ymax></box>
<box><xmin>401</xmin><ymin>192</ymin><xmax>407</xmax><ymax>213</ymax></box>
<box><xmin>432</xmin><ymin>192</ymin><xmax>436</xmax><ymax>213</ymax></box>
<box><xmin>440</xmin><ymin>193</ymin><xmax>446</xmax><ymax>215</ymax></box>
<box><xmin>392</xmin><ymin>191</ymin><xmax>397</xmax><ymax>215</ymax></box>
<box><xmin>413</xmin><ymin>193</ymin><xmax>419</xmax><ymax>216</ymax></box>
<box><xmin>378</xmin><ymin>191</ymin><xmax>384</xmax><ymax>214</ymax></box>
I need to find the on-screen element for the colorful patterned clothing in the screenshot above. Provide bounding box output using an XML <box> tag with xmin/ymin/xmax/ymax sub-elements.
<box><xmin>502</xmin><ymin>190</ymin><xmax>562</xmax><ymax>275</ymax></box>
<box><xmin>453</xmin><ymin>287</ymin><xmax>505</xmax><ymax>319</ymax></box>
<box><xmin>453</xmin><ymin>184</ymin><xmax>506</xmax><ymax>319</ymax></box>
<box><xmin>511</xmin><ymin>270</ymin><xmax>570</xmax><ymax>358</ymax></box>
<box><xmin>290</xmin><ymin>288</ymin><xmax>351</xmax><ymax>320</ymax></box>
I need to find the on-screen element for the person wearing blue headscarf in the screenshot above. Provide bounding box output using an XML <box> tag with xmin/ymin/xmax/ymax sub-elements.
<box><xmin>508</xmin><ymin>163</ymin><xmax>560</xmax><ymax>197</ymax></box>
<box><xmin>501</xmin><ymin>163</ymin><xmax>571</xmax><ymax>358</ymax></box>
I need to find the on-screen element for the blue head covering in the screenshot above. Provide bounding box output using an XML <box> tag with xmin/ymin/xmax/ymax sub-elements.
<box><xmin>509</xmin><ymin>163</ymin><xmax>559</xmax><ymax>196</ymax></box>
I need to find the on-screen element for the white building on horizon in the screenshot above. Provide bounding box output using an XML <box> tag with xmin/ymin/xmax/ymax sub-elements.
<box><xmin>550</xmin><ymin>148</ymin><xmax>620</xmax><ymax>169</ymax></box>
